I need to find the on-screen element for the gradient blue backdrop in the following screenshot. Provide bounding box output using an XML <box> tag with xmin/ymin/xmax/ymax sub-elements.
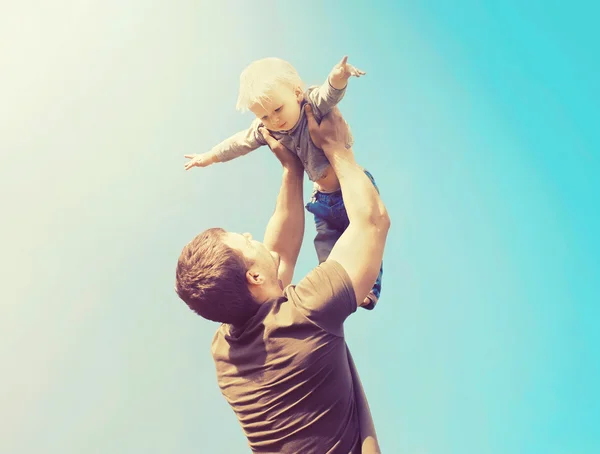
<box><xmin>1</xmin><ymin>1</ymin><xmax>598</xmax><ymax>453</ymax></box>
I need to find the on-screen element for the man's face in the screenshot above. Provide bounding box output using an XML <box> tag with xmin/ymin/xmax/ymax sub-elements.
<box><xmin>249</xmin><ymin>85</ymin><xmax>303</xmax><ymax>132</ymax></box>
<box><xmin>223</xmin><ymin>232</ymin><xmax>281</xmax><ymax>287</ymax></box>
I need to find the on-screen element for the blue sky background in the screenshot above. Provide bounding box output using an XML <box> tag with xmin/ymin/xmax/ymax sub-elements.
<box><xmin>1</xmin><ymin>1</ymin><xmax>598</xmax><ymax>453</ymax></box>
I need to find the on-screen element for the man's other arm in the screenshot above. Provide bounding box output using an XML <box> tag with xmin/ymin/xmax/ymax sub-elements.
<box><xmin>305</xmin><ymin>105</ymin><xmax>390</xmax><ymax>306</ymax></box>
<box><xmin>261</xmin><ymin>127</ymin><xmax>305</xmax><ymax>288</ymax></box>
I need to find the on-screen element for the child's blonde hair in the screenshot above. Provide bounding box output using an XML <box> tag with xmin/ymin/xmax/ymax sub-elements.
<box><xmin>236</xmin><ymin>57</ymin><xmax>305</xmax><ymax>112</ymax></box>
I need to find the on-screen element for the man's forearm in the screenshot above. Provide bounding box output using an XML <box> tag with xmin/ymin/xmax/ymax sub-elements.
<box><xmin>263</xmin><ymin>166</ymin><xmax>305</xmax><ymax>278</ymax></box>
<box><xmin>324</xmin><ymin>147</ymin><xmax>388</xmax><ymax>227</ymax></box>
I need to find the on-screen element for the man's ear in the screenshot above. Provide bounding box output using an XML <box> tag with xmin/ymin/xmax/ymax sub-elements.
<box><xmin>246</xmin><ymin>270</ymin><xmax>265</xmax><ymax>286</ymax></box>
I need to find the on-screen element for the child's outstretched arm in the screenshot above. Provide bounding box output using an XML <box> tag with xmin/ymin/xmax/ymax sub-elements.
<box><xmin>184</xmin><ymin>119</ymin><xmax>267</xmax><ymax>170</ymax></box>
<box><xmin>307</xmin><ymin>55</ymin><xmax>365</xmax><ymax>119</ymax></box>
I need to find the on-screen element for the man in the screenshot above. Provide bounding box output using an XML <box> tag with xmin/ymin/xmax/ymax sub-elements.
<box><xmin>176</xmin><ymin>106</ymin><xmax>390</xmax><ymax>453</ymax></box>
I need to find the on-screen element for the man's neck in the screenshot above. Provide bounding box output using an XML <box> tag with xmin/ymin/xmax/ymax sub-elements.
<box><xmin>251</xmin><ymin>285</ymin><xmax>285</xmax><ymax>305</ymax></box>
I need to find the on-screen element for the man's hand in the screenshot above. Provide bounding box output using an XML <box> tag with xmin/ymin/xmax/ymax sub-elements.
<box><xmin>305</xmin><ymin>104</ymin><xmax>351</xmax><ymax>152</ymax></box>
<box><xmin>259</xmin><ymin>127</ymin><xmax>303</xmax><ymax>172</ymax></box>
<box><xmin>184</xmin><ymin>151</ymin><xmax>217</xmax><ymax>170</ymax></box>
<box><xmin>329</xmin><ymin>55</ymin><xmax>366</xmax><ymax>90</ymax></box>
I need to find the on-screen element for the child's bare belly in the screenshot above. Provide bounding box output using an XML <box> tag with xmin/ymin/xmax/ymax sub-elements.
<box><xmin>314</xmin><ymin>165</ymin><xmax>341</xmax><ymax>193</ymax></box>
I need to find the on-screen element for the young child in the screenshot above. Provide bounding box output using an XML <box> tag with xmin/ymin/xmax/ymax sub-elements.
<box><xmin>184</xmin><ymin>56</ymin><xmax>383</xmax><ymax>308</ymax></box>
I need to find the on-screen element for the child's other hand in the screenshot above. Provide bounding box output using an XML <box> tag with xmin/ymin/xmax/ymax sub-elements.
<box><xmin>259</xmin><ymin>127</ymin><xmax>302</xmax><ymax>171</ymax></box>
<box><xmin>329</xmin><ymin>56</ymin><xmax>366</xmax><ymax>89</ymax></box>
<box><xmin>184</xmin><ymin>152</ymin><xmax>216</xmax><ymax>170</ymax></box>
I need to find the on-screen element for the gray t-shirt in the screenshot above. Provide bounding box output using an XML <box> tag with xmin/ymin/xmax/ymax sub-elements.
<box><xmin>212</xmin><ymin>80</ymin><xmax>349</xmax><ymax>182</ymax></box>
<box><xmin>211</xmin><ymin>260</ymin><xmax>363</xmax><ymax>453</ymax></box>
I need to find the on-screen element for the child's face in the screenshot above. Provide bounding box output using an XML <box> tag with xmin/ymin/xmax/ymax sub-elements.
<box><xmin>249</xmin><ymin>85</ymin><xmax>303</xmax><ymax>132</ymax></box>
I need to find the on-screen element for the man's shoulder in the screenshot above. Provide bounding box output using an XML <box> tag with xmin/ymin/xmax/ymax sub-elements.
<box><xmin>284</xmin><ymin>261</ymin><xmax>356</xmax><ymax>337</ymax></box>
<box><xmin>290</xmin><ymin>260</ymin><xmax>353</xmax><ymax>293</ymax></box>
<box><xmin>211</xmin><ymin>297</ymin><xmax>326</xmax><ymax>383</ymax></box>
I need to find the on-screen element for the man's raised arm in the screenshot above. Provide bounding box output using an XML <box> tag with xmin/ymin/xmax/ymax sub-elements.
<box><xmin>261</xmin><ymin>128</ymin><xmax>305</xmax><ymax>288</ymax></box>
<box><xmin>305</xmin><ymin>105</ymin><xmax>390</xmax><ymax>306</ymax></box>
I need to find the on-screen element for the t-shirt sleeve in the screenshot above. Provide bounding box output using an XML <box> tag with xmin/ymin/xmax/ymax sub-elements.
<box><xmin>286</xmin><ymin>260</ymin><xmax>357</xmax><ymax>337</ymax></box>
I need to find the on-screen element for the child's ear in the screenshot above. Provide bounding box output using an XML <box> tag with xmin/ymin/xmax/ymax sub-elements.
<box><xmin>295</xmin><ymin>86</ymin><xmax>303</xmax><ymax>102</ymax></box>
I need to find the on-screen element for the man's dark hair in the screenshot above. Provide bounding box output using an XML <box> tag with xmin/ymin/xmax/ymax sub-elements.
<box><xmin>175</xmin><ymin>228</ymin><xmax>257</xmax><ymax>325</ymax></box>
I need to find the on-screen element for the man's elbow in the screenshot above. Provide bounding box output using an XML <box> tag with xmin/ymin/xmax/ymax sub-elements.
<box><xmin>380</xmin><ymin>209</ymin><xmax>391</xmax><ymax>232</ymax></box>
<box><xmin>369</xmin><ymin>209</ymin><xmax>391</xmax><ymax>233</ymax></box>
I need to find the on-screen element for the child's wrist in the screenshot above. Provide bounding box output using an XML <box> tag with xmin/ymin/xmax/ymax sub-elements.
<box><xmin>328</xmin><ymin>75</ymin><xmax>347</xmax><ymax>91</ymax></box>
<box><xmin>207</xmin><ymin>151</ymin><xmax>219</xmax><ymax>164</ymax></box>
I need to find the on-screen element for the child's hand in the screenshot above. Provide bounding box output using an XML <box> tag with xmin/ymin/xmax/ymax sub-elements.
<box><xmin>329</xmin><ymin>56</ymin><xmax>366</xmax><ymax>90</ymax></box>
<box><xmin>184</xmin><ymin>152</ymin><xmax>217</xmax><ymax>170</ymax></box>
